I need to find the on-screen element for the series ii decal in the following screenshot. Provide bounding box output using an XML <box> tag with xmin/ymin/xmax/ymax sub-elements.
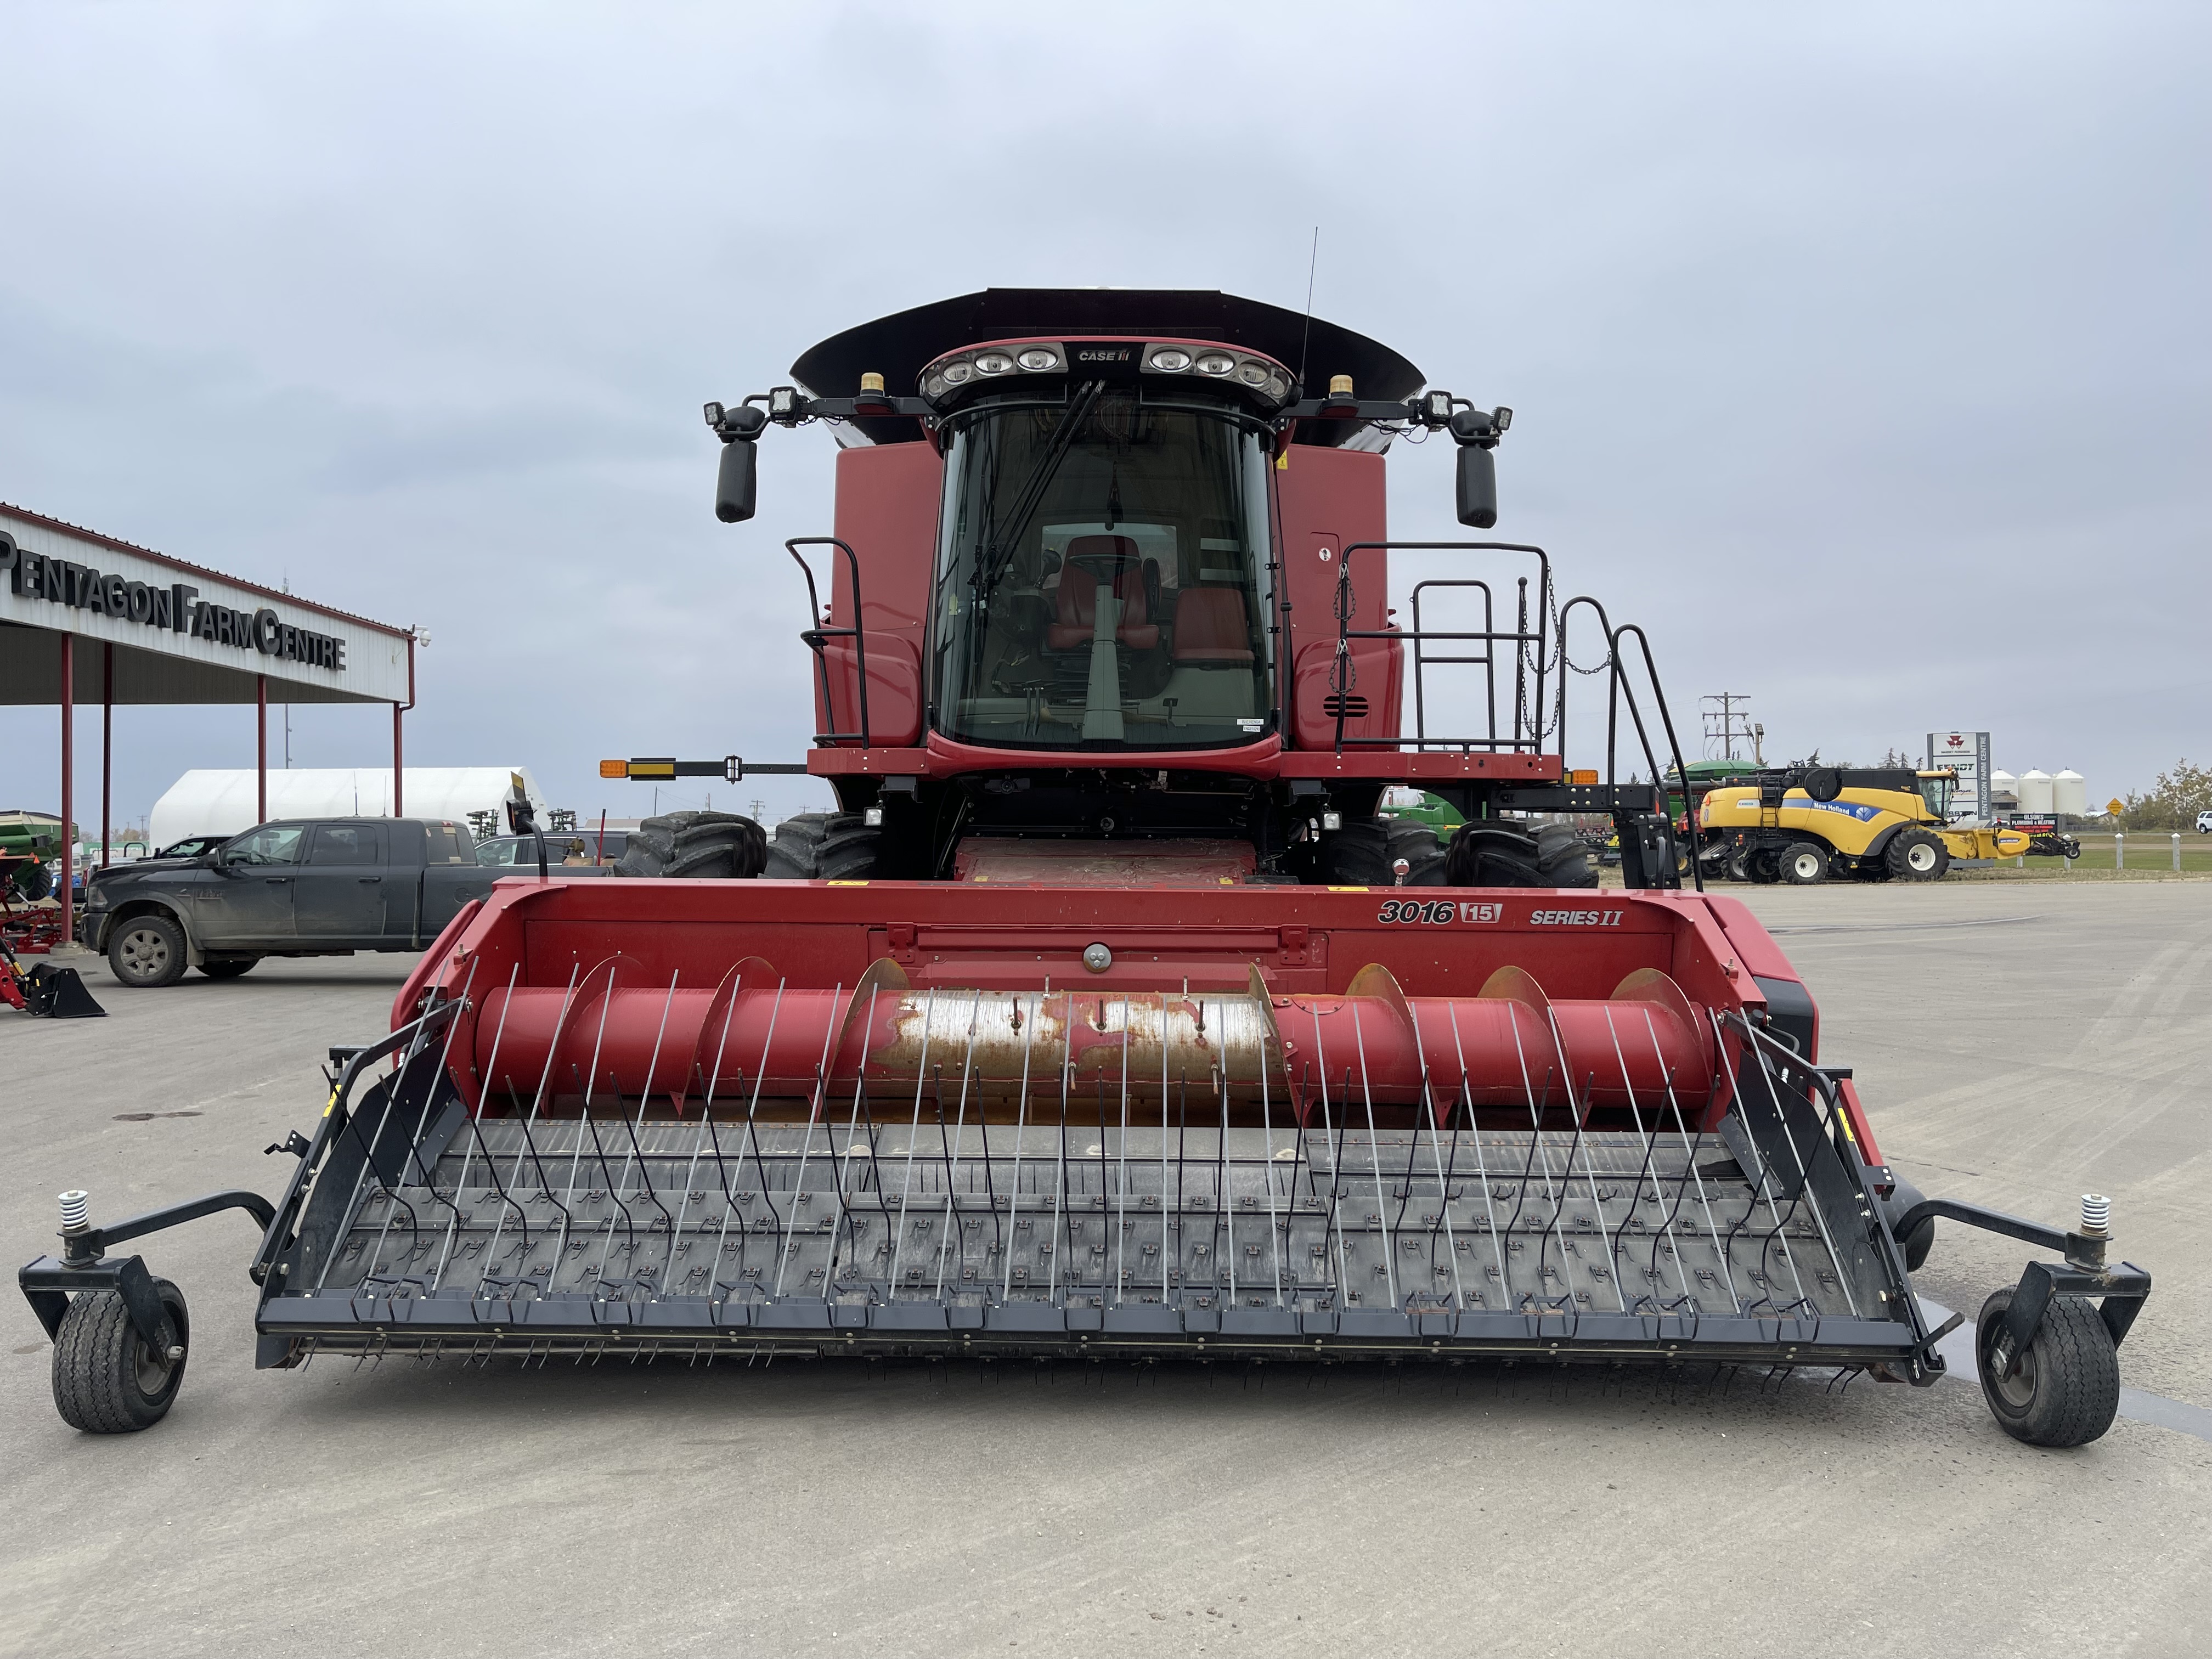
<box><xmin>1530</xmin><ymin>909</ymin><xmax>1625</xmax><ymax>926</ymax></box>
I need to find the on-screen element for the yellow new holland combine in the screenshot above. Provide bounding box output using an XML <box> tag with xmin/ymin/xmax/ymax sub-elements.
<box><xmin>1699</xmin><ymin>766</ymin><xmax>2030</xmax><ymax>884</ymax></box>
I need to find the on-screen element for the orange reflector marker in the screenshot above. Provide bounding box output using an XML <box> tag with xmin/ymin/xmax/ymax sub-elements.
<box><xmin>1570</xmin><ymin>769</ymin><xmax>1600</xmax><ymax>785</ymax></box>
<box><xmin>599</xmin><ymin>760</ymin><xmax>627</xmax><ymax>778</ymax></box>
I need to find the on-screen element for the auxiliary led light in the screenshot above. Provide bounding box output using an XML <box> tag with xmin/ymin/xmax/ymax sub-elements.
<box><xmin>1148</xmin><ymin>347</ymin><xmax>1193</xmax><ymax>371</ymax></box>
<box><xmin>974</xmin><ymin>352</ymin><xmax>1015</xmax><ymax>375</ymax></box>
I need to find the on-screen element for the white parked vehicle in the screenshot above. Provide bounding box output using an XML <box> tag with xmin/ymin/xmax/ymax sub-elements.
<box><xmin>2196</xmin><ymin>810</ymin><xmax>2212</xmax><ymax>833</ymax></box>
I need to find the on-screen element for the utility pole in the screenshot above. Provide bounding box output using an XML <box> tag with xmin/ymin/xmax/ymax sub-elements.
<box><xmin>1701</xmin><ymin>693</ymin><xmax>1756</xmax><ymax>763</ymax></box>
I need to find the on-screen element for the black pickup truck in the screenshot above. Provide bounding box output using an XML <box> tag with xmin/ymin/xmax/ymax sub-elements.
<box><xmin>81</xmin><ymin>818</ymin><xmax>504</xmax><ymax>988</ymax></box>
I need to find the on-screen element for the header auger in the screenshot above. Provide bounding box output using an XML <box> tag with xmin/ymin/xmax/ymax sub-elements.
<box><xmin>23</xmin><ymin>289</ymin><xmax>2150</xmax><ymax>1448</ymax></box>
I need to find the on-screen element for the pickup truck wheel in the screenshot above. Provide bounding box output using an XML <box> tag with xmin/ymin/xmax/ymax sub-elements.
<box><xmin>196</xmin><ymin>957</ymin><xmax>258</xmax><ymax>980</ymax></box>
<box><xmin>1778</xmin><ymin>842</ymin><xmax>1828</xmax><ymax>884</ymax></box>
<box><xmin>1886</xmin><ymin>828</ymin><xmax>1949</xmax><ymax>882</ymax></box>
<box><xmin>109</xmin><ymin>915</ymin><xmax>187</xmax><ymax>988</ymax></box>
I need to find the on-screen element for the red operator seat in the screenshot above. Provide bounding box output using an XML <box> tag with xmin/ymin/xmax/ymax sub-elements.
<box><xmin>1170</xmin><ymin>586</ymin><xmax>1255</xmax><ymax>664</ymax></box>
<box><xmin>1046</xmin><ymin>535</ymin><xmax>1159</xmax><ymax>650</ymax></box>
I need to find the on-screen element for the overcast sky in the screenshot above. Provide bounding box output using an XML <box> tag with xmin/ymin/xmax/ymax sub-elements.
<box><xmin>3</xmin><ymin>2</ymin><xmax>2205</xmax><ymax>834</ymax></box>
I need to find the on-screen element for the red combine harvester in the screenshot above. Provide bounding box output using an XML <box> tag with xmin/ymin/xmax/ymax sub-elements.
<box><xmin>21</xmin><ymin>291</ymin><xmax>2148</xmax><ymax>1447</ymax></box>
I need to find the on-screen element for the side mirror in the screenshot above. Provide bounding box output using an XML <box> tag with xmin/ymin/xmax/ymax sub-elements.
<box><xmin>715</xmin><ymin>438</ymin><xmax>759</xmax><ymax>524</ymax></box>
<box><xmin>1455</xmin><ymin>442</ymin><xmax>1497</xmax><ymax>529</ymax></box>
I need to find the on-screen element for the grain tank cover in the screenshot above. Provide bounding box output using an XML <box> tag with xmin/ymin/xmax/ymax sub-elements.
<box><xmin>790</xmin><ymin>288</ymin><xmax>1425</xmax><ymax>447</ymax></box>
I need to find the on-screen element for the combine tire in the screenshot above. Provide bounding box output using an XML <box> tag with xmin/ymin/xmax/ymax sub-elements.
<box><xmin>52</xmin><ymin>1278</ymin><xmax>189</xmax><ymax>1434</ymax></box>
<box><xmin>1974</xmin><ymin>1288</ymin><xmax>2119</xmax><ymax>1448</ymax></box>
<box><xmin>196</xmin><ymin>957</ymin><xmax>258</xmax><ymax>980</ymax></box>
<box><xmin>763</xmin><ymin>812</ymin><xmax>884</xmax><ymax>881</ymax></box>
<box><xmin>1885</xmin><ymin>828</ymin><xmax>1949</xmax><ymax>882</ymax></box>
<box><xmin>1322</xmin><ymin>820</ymin><xmax>1447</xmax><ymax>886</ymax></box>
<box><xmin>108</xmin><ymin>915</ymin><xmax>187</xmax><ymax>989</ymax></box>
<box><xmin>1442</xmin><ymin>823</ymin><xmax>1598</xmax><ymax>889</ymax></box>
<box><xmin>613</xmin><ymin>812</ymin><xmax>766</xmax><ymax>880</ymax></box>
<box><xmin>1744</xmin><ymin>849</ymin><xmax>1781</xmax><ymax>885</ymax></box>
<box><xmin>1778</xmin><ymin>842</ymin><xmax>1828</xmax><ymax>885</ymax></box>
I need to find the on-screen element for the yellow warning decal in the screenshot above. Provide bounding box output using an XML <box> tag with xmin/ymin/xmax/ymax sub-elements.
<box><xmin>323</xmin><ymin>1089</ymin><xmax>338</xmax><ymax>1118</ymax></box>
<box><xmin>1325</xmin><ymin>885</ymin><xmax>1371</xmax><ymax>893</ymax></box>
<box><xmin>826</xmin><ymin>880</ymin><xmax>870</xmax><ymax>887</ymax></box>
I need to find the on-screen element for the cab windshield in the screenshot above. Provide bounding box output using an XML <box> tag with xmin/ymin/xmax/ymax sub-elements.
<box><xmin>931</xmin><ymin>391</ymin><xmax>1274</xmax><ymax>750</ymax></box>
<box><xmin>1918</xmin><ymin>776</ymin><xmax>1955</xmax><ymax>818</ymax></box>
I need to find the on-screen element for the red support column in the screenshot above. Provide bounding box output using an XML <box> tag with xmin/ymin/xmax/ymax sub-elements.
<box><xmin>392</xmin><ymin>702</ymin><xmax>404</xmax><ymax>817</ymax></box>
<box><xmin>257</xmin><ymin>673</ymin><xmax>268</xmax><ymax>825</ymax></box>
<box><xmin>59</xmin><ymin>634</ymin><xmax>75</xmax><ymax>949</ymax></box>
<box><xmin>101</xmin><ymin>642</ymin><xmax>114</xmax><ymax>870</ymax></box>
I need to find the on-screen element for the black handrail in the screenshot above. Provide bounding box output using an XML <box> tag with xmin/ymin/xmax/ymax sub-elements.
<box><xmin>787</xmin><ymin>537</ymin><xmax>873</xmax><ymax>748</ymax></box>
<box><xmin>1408</xmin><ymin>579</ymin><xmax>1496</xmax><ymax>749</ymax></box>
<box><xmin>1324</xmin><ymin>542</ymin><xmax>1551</xmax><ymax>755</ymax></box>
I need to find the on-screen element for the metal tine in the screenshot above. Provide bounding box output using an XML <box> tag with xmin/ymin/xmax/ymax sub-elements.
<box><xmin>731</xmin><ymin>979</ymin><xmax>792</xmax><ymax>1292</ymax></box>
<box><xmin>829</xmin><ymin>985</ymin><xmax>883</xmax><ymax>1301</ymax></box>
<box><xmin>1050</xmin><ymin>989</ymin><xmax>1071</xmax><ymax>1304</ymax></box>
<box><xmin>1407</xmin><ymin>1005</ymin><xmax>1468</xmax><ymax>1312</ymax></box>
<box><xmin>775</xmin><ymin>981</ymin><xmax>844</xmax><ymax>1299</ymax></box>
<box><xmin>1347</xmin><ymin>1002</ymin><xmax>1400</xmax><ymax>1309</ymax></box>
<box><xmin>1002</xmin><ymin>988</ymin><xmax>1038</xmax><ymax>1302</ymax></box>
<box><xmin>1216</xmin><ymin>1045</ymin><xmax>1233</xmax><ymax>1309</ymax></box>
<box><xmin>582</xmin><ymin>969</ymin><xmax>640</xmax><ymax>1297</ymax></box>
<box><xmin>1737</xmin><ymin>1021</ymin><xmax>1861</xmax><ymax>1318</ymax></box>
<box><xmin>1305</xmin><ymin>1009</ymin><xmax>1350</xmax><ymax>1305</ymax></box>
<box><xmin>434</xmin><ymin>961</ymin><xmax>524</xmax><ymax>1295</ymax></box>
<box><xmin>1707</xmin><ymin>1013</ymin><xmax>1813</xmax><ymax>1318</ymax></box>
<box><xmin>493</xmin><ymin>961</ymin><xmax>585</xmax><ymax>1291</ymax></box>
<box><xmin>933</xmin><ymin>990</ymin><xmax>984</xmax><ymax>1301</ymax></box>
<box><xmin>616</xmin><ymin>971</ymin><xmax>684</xmax><ymax>1291</ymax></box>
<box><xmin>888</xmin><ymin>988</ymin><xmax>938</xmax><ymax>1294</ymax></box>
<box><xmin>1641</xmin><ymin>1011</ymin><xmax>1737</xmax><ymax>1307</ymax></box>
<box><xmin>1161</xmin><ymin>989</ymin><xmax>1174</xmax><ymax>1305</ymax></box>
<box><xmin>1499</xmin><ymin>1005</ymin><xmax>1575</xmax><ymax>1314</ymax></box>
<box><xmin>667</xmin><ymin>975</ymin><xmax>747</xmax><ymax>1300</ymax></box>
<box><xmin>703</xmin><ymin>972</ymin><xmax>752</xmax><ymax>1299</ymax></box>
<box><xmin>1598</xmin><ymin>1003</ymin><xmax>1694</xmax><ymax>1313</ymax></box>
<box><xmin>1114</xmin><ymin>995</ymin><xmax>1130</xmax><ymax>1307</ymax></box>
<box><xmin>361</xmin><ymin>957</ymin><xmax>483</xmax><ymax>1293</ymax></box>
<box><xmin>460</xmin><ymin>1069</ymin><xmax>543</xmax><ymax>1300</ymax></box>
<box><xmin>321</xmin><ymin>985</ymin><xmax>478</xmax><ymax>1293</ymax></box>
<box><xmin>1256</xmin><ymin>1019</ymin><xmax>1285</xmax><ymax>1308</ymax></box>
<box><xmin>1537</xmin><ymin>1002</ymin><xmax>1628</xmax><ymax>1315</ymax></box>
<box><xmin>1442</xmin><ymin>1005</ymin><xmax>1508</xmax><ymax>1299</ymax></box>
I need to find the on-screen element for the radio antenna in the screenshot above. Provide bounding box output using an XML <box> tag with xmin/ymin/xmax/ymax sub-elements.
<box><xmin>1295</xmin><ymin>227</ymin><xmax>1319</xmax><ymax>394</ymax></box>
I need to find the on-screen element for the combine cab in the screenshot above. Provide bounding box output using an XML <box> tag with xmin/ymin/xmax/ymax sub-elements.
<box><xmin>21</xmin><ymin>290</ymin><xmax>2150</xmax><ymax>1447</ymax></box>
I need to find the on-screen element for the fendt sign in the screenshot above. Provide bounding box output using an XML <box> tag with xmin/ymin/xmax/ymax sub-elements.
<box><xmin>4</xmin><ymin>539</ymin><xmax>349</xmax><ymax>670</ymax></box>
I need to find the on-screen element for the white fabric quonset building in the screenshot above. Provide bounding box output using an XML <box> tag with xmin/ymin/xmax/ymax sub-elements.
<box><xmin>150</xmin><ymin>767</ymin><xmax>547</xmax><ymax>847</ymax></box>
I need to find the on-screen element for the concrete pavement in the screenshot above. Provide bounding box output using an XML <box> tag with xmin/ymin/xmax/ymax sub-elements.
<box><xmin>2</xmin><ymin>882</ymin><xmax>2206</xmax><ymax>1656</ymax></box>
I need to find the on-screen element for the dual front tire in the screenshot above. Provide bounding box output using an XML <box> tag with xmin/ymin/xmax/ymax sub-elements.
<box><xmin>612</xmin><ymin>811</ymin><xmax>768</xmax><ymax>879</ymax></box>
